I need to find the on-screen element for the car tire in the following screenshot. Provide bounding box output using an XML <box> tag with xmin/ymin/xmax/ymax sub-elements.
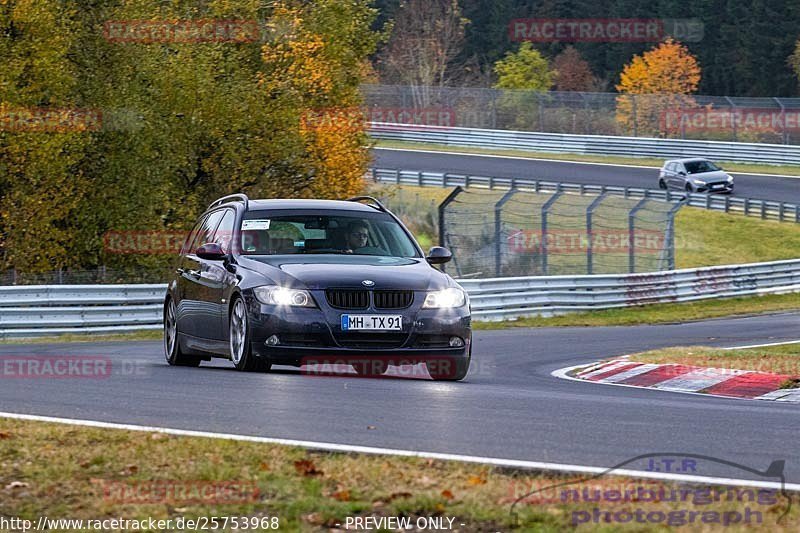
<box><xmin>685</xmin><ymin>183</ymin><xmax>694</xmax><ymax>193</ymax></box>
<box><xmin>352</xmin><ymin>360</ymin><xmax>388</xmax><ymax>377</ymax></box>
<box><xmin>164</xmin><ymin>298</ymin><xmax>202</xmax><ymax>367</ymax></box>
<box><xmin>229</xmin><ymin>296</ymin><xmax>271</xmax><ymax>372</ymax></box>
<box><xmin>426</xmin><ymin>348</ymin><xmax>471</xmax><ymax>381</ymax></box>
<box><xmin>658</xmin><ymin>179</ymin><xmax>667</xmax><ymax>190</ymax></box>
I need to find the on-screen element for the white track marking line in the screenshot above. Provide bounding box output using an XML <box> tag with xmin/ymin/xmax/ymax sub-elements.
<box><xmin>722</xmin><ymin>340</ymin><xmax>800</xmax><ymax>350</ymax></box>
<box><xmin>373</xmin><ymin>147</ymin><xmax>800</xmax><ymax>179</ymax></box>
<box><xmin>1</xmin><ymin>411</ymin><xmax>798</xmax><ymax>492</ymax></box>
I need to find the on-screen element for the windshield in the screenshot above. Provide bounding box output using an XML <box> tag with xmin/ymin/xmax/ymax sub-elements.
<box><xmin>238</xmin><ymin>211</ymin><xmax>421</xmax><ymax>258</ymax></box>
<box><xmin>684</xmin><ymin>160</ymin><xmax>721</xmax><ymax>174</ymax></box>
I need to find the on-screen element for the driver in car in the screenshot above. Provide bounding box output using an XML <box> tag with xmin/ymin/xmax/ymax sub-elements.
<box><xmin>344</xmin><ymin>221</ymin><xmax>369</xmax><ymax>253</ymax></box>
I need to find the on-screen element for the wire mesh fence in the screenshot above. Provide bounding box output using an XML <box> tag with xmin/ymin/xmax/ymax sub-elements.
<box><xmin>439</xmin><ymin>188</ymin><xmax>682</xmax><ymax>277</ymax></box>
<box><xmin>363</xmin><ymin>84</ymin><xmax>800</xmax><ymax>145</ymax></box>
<box><xmin>0</xmin><ymin>267</ymin><xmax>172</xmax><ymax>286</ymax></box>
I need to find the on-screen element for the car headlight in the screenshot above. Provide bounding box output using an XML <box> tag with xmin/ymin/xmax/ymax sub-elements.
<box><xmin>422</xmin><ymin>287</ymin><xmax>467</xmax><ymax>309</ymax></box>
<box><xmin>693</xmin><ymin>179</ymin><xmax>706</xmax><ymax>185</ymax></box>
<box><xmin>253</xmin><ymin>286</ymin><xmax>316</xmax><ymax>307</ymax></box>
<box><xmin>727</xmin><ymin>175</ymin><xmax>734</xmax><ymax>183</ymax></box>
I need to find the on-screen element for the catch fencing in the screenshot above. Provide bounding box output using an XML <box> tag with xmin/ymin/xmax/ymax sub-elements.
<box><xmin>370</xmin><ymin>168</ymin><xmax>800</xmax><ymax>223</ymax></box>
<box><xmin>2</xmin><ymin>258</ymin><xmax>800</xmax><ymax>336</ymax></box>
<box><xmin>436</xmin><ymin>187</ymin><xmax>680</xmax><ymax>277</ymax></box>
<box><xmin>369</xmin><ymin>123</ymin><xmax>800</xmax><ymax>166</ymax></box>
<box><xmin>364</xmin><ymin>84</ymin><xmax>800</xmax><ymax>145</ymax></box>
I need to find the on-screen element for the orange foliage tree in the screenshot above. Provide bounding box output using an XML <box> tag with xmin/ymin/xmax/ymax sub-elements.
<box><xmin>615</xmin><ymin>39</ymin><xmax>701</xmax><ymax>136</ymax></box>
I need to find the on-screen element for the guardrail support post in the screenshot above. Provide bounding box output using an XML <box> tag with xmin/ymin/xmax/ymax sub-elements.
<box><xmin>744</xmin><ymin>198</ymin><xmax>750</xmax><ymax>216</ymax></box>
<box><xmin>761</xmin><ymin>202</ymin><xmax>766</xmax><ymax>220</ymax></box>
<box><xmin>628</xmin><ymin>198</ymin><xmax>649</xmax><ymax>274</ymax></box>
<box><xmin>541</xmin><ymin>191</ymin><xmax>563</xmax><ymax>275</ymax></box>
<box><xmin>724</xmin><ymin>195</ymin><xmax>730</xmax><ymax>213</ymax></box>
<box><xmin>586</xmin><ymin>192</ymin><xmax>608</xmax><ymax>275</ymax></box>
<box><xmin>494</xmin><ymin>188</ymin><xmax>518</xmax><ymax>277</ymax></box>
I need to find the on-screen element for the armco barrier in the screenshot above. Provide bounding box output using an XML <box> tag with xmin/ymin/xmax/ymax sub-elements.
<box><xmin>0</xmin><ymin>284</ymin><xmax>167</xmax><ymax>338</ymax></box>
<box><xmin>369</xmin><ymin>122</ymin><xmax>800</xmax><ymax>166</ymax></box>
<box><xmin>2</xmin><ymin>259</ymin><xmax>800</xmax><ymax>336</ymax></box>
<box><xmin>370</xmin><ymin>168</ymin><xmax>800</xmax><ymax>223</ymax></box>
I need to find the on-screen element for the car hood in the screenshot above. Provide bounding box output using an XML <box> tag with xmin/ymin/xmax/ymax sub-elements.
<box><xmin>238</xmin><ymin>255</ymin><xmax>449</xmax><ymax>291</ymax></box>
<box><xmin>692</xmin><ymin>170</ymin><xmax>730</xmax><ymax>182</ymax></box>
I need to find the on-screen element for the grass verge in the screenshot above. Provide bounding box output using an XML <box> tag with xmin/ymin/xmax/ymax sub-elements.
<box><xmin>0</xmin><ymin>329</ymin><xmax>162</xmax><ymax>345</ymax></box>
<box><xmin>473</xmin><ymin>293</ymin><xmax>800</xmax><ymax>330</ymax></box>
<box><xmin>0</xmin><ymin>418</ymin><xmax>795</xmax><ymax>531</ymax></box>
<box><xmin>629</xmin><ymin>344</ymin><xmax>800</xmax><ymax>383</ymax></box>
<box><xmin>675</xmin><ymin>208</ymin><xmax>800</xmax><ymax>268</ymax></box>
<box><xmin>374</xmin><ymin>139</ymin><xmax>800</xmax><ymax>176</ymax></box>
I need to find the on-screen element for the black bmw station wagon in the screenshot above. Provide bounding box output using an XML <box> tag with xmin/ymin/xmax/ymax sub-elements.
<box><xmin>163</xmin><ymin>194</ymin><xmax>472</xmax><ymax>380</ymax></box>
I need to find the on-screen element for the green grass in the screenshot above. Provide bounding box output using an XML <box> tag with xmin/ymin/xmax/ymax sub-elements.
<box><xmin>0</xmin><ymin>329</ymin><xmax>162</xmax><ymax>345</ymax></box>
<box><xmin>626</xmin><ymin>344</ymin><xmax>800</xmax><ymax>380</ymax></box>
<box><xmin>375</xmin><ymin>139</ymin><xmax>800</xmax><ymax>176</ymax></box>
<box><xmin>1</xmin><ymin>418</ymin><xmax>796</xmax><ymax>531</ymax></box>
<box><xmin>473</xmin><ymin>292</ymin><xmax>800</xmax><ymax>329</ymax></box>
<box><xmin>675</xmin><ymin>207</ymin><xmax>800</xmax><ymax>268</ymax></box>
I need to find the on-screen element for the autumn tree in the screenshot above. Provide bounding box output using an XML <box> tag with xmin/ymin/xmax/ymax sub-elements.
<box><xmin>492</xmin><ymin>42</ymin><xmax>553</xmax><ymax>130</ymax></box>
<box><xmin>377</xmin><ymin>0</ymin><xmax>467</xmax><ymax>107</ymax></box>
<box><xmin>552</xmin><ymin>46</ymin><xmax>598</xmax><ymax>92</ymax></box>
<box><xmin>0</xmin><ymin>0</ymin><xmax>381</xmax><ymax>275</ymax></box>
<box><xmin>615</xmin><ymin>39</ymin><xmax>701</xmax><ymax>136</ymax></box>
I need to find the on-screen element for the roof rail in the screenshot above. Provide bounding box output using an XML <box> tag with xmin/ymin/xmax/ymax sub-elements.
<box><xmin>208</xmin><ymin>193</ymin><xmax>249</xmax><ymax>211</ymax></box>
<box><xmin>346</xmin><ymin>195</ymin><xmax>388</xmax><ymax>212</ymax></box>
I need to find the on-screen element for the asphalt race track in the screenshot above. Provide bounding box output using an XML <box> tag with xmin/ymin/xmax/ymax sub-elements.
<box><xmin>373</xmin><ymin>148</ymin><xmax>800</xmax><ymax>204</ymax></box>
<box><xmin>2</xmin><ymin>312</ymin><xmax>799</xmax><ymax>484</ymax></box>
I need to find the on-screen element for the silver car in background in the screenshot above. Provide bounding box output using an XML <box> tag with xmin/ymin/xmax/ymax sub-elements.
<box><xmin>658</xmin><ymin>158</ymin><xmax>734</xmax><ymax>194</ymax></box>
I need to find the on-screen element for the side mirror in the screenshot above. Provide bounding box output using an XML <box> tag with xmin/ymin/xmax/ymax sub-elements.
<box><xmin>426</xmin><ymin>246</ymin><xmax>452</xmax><ymax>265</ymax></box>
<box><xmin>196</xmin><ymin>242</ymin><xmax>227</xmax><ymax>260</ymax></box>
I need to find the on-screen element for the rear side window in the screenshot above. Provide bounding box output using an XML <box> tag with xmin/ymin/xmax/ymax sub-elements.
<box><xmin>212</xmin><ymin>209</ymin><xmax>236</xmax><ymax>254</ymax></box>
<box><xmin>180</xmin><ymin>215</ymin><xmax>207</xmax><ymax>255</ymax></box>
<box><xmin>189</xmin><ymin>210</ymin><xmax>225</xmax><ymax>254</ymax></box>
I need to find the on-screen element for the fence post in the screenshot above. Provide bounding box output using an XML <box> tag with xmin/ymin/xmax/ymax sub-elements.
<box><xmin>628</xmin><ymin>198</ymin><xmax>649</xmax><ymax>273</ymax></box>
<box><xmin>438</xmin><ymin>186</ymin><xmax>464</xmax><ymax>275</ymax></box>
<box><xmin>586</xmin><ymin>193</ymin><xmax>608</xmax><ymax>275</ymax></box>
<box><xmin>494</xmin><ymin>189</ymin><xmax>518</xmax><ymax>277</ymax></box>
<box><xmin>541</xmin><ymin>191</ymin><xmax>563</xmax><ymax>275</ymax></box>
<box><xmin>665</xmin><ymin>199</ymin><xmax>687</xmax><ymax>271</ymax></box>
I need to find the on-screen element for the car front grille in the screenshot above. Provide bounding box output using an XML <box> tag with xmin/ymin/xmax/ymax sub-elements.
<box><xmin>326</xmin><ymin>289</ymin><xmax>369</xmax><ymax>309</ymax></box>
<box><xmin>374</xmin><ymin>290</ymin><xmax>414</xmax><ymax>309</ymax></box>
<box><xmin>335</xmin><ymin>332</ymin><xmax>408</xmax><ymax>349</ymax></box>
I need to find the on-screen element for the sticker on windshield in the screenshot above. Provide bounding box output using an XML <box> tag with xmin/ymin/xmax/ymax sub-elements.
<box><xmin>242</xmin><ymin>219</ymin><xmax>270</xmax><ymax>230</ymax></box>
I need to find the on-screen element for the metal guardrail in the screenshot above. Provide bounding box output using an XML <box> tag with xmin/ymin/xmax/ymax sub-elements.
<box><xmin>370</xmin><ymin>168</ymin><xmax>800</xmax><ymax>223</ymax></box>
<box><xmin>2</xmin><ymin>259</ymin><xmax>800</xmax><ymax>334</ymax></box>
<box><xmin>460</xmin><ymin>258</ymin><xmax>800</xmax><ymax>321</ymax></box>
<box><xmin>369</xmin><ymin>122</ymin><xmax>800</xmax><ymax>166</ymax></box>
<box><xmin>0</xmin><ymin>284</ymin><xmax>167</xmax><ymax>338</ymax></box>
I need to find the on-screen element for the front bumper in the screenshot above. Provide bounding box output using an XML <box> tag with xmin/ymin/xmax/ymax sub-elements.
<box><xmin>695</xmin><ymin>182</ymin><xmax>733</xmax><ymax>194</ymax></box>
<box><xmin>243</xmin><ymin>291</ymin><xmax>471</xmax><ymax>366</ymax></box>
